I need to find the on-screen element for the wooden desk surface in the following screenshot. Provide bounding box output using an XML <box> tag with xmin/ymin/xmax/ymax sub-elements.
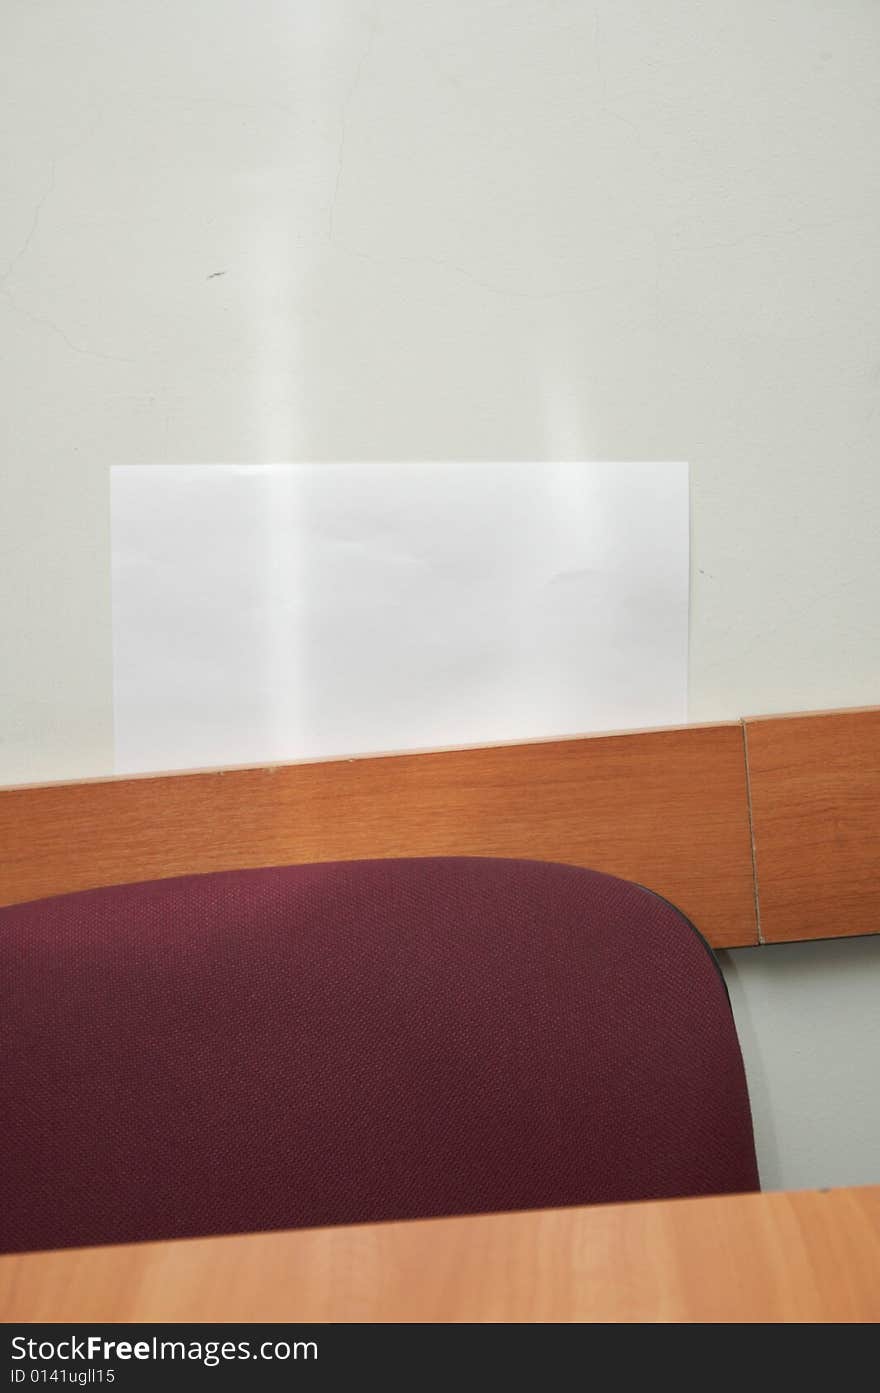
<box><xmin>2</xmin><ymin>1186</ymin><xmax>878</xmax><ymax>1323</ymax></box>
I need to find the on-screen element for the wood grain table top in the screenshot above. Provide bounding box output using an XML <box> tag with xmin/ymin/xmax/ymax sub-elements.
<box><xmin>2</xmin><ymin>1185</ymin><xmax>878</xmax><ymax>1324</ymax></box>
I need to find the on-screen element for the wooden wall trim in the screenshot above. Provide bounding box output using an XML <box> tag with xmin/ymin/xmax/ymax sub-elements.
<box><xmin>743</xmin><ymin>707</ymin><xmax>880</xmax><ymax>944</ymax></box>
<box><xmin>0</xmin><ymin>723</ymin><xmax>757</xmax><ymax>948</ymax></box>
<box><xmin>1</xmin><ymin>705</ymin><xmax>876</xmax><ymax>948</ymax></box>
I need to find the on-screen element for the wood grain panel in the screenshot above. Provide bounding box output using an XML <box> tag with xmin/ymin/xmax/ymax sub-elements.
<box><xmin>2</xmin><ymin>1186</ymin><xmax>878</xmax><ymax>1323</ymax></box>
<box><xmin>0</xmin><ymin>724</ymin><xmax>757</xmax><ymax>947</ymax></box>
<box><xmin>744</xmin><ymin>708</ymin><xmax>880</xmax><ymax>943</ymax></box>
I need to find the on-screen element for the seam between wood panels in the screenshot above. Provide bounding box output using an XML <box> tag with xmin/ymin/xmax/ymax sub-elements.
<box><xmin>740</xmin><ymin>720</ymin><xmax>763</xmax><ymax>945</ymax></box>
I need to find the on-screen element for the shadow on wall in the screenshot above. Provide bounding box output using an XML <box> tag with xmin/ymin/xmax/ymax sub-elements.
<box><xmin>719</xmin><ymin>934</ymin><xmax>880</xmax><ymax>1193</ymax></box>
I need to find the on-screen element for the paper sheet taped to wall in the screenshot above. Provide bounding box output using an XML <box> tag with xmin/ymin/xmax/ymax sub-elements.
<box><xmin>111</xmin><ymin>462</ymin><xmax>689</xmax><ymax>774</ymax></box>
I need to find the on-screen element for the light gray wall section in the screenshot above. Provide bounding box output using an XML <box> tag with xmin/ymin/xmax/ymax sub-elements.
<box><xmin>721</xmin><ymin>938</ymin><xmax>880</xmax><ymax>1191</ymax></box>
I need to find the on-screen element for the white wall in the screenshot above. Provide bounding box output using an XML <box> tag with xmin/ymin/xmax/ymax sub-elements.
<box><xmin>2</xmin><ymin>1</ymin><xmax>878</xmax><ymax>1189</ymax></box>
<box><xmin>721</xmin><ymin>937</ymin><xmax>880</xmax><ymax>1191</ymax></box>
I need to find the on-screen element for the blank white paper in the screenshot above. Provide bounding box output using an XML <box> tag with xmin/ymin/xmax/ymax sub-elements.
<box><xmin>111</xmin><ymin>462</ymin><xmax>689</xmax><ymax>774</ymax></box>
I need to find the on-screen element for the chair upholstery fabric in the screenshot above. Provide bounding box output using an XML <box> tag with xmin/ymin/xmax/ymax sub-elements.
<box><xmin>1</xmin><ymin>857</ymin><xmax>759</xmax><ymax>1253</ymax></box>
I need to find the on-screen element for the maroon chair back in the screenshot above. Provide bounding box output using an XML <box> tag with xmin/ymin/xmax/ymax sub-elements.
<box><xmin>1</xmin><ymin>857</ymin><xmax>758</xmax><ymax>1253</ymax></box>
